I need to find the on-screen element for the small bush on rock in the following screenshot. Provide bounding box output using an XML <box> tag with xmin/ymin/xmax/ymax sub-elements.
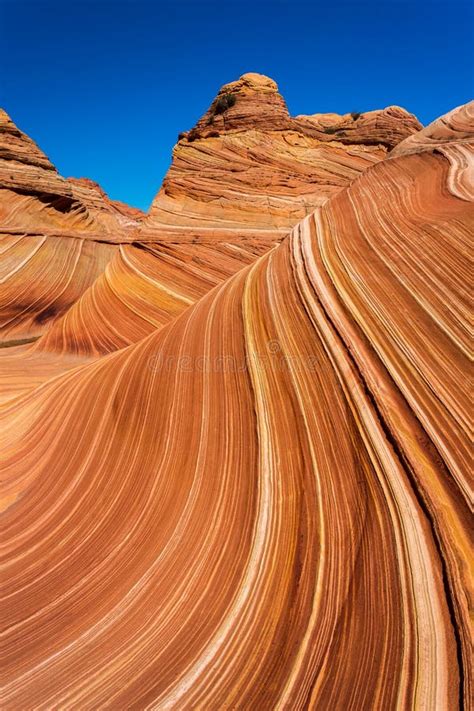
<box><xmin>187</xmin><ymin>129</ymin><xmax>201</xmax><ymax>142</ymax></box>
<box><xmin>213</xmin><ymin>92</ymin><xmax>236</xmax><ymax>115</ymax></box>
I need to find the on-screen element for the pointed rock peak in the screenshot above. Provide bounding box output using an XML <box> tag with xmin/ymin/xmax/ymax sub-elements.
<box><xmin>0</xmin><ymin>108</ymin><xmax>13</xmax><ymax>123</ymax></box>
<box><xmin>183</xmin><ymin>72</ymin><xmax>291</xmax><ymax>139</ymax></box>
<box><xmin>0</xmin><ymin>107</ymin><xmax>74</xmax><ymax>203</ymax></box>
<box><xmin>0</xmin><ymin>108</ymin><xmax>24</xmax><ymax>138</ymax></box>
<box><xmin>0</xmin><ymin>107</ymin><xmax>57</xmax><ymax>172</ymax></box>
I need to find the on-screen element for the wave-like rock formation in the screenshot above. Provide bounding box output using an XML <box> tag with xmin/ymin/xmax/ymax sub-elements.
<box><xmin>35</xmin><ymin>240</ymin><xmax>270</xmax><ymax>355</ymax></box>
<box><xmin>1</xmin><ymin>100</ymin><xmax>472</xmax><ymax>709</ymax></box>
<box><xmin>20</xmin><ymin>73</ymin><xmax>421</xmax><ymax>357</ymax></box>
<box><xmin>0</xmin><ymin>110</ymin><xmax>145</xmax><ymax>340</ymax></box>
<box><xmin>1</xmin><ymin>234</ymin><xmax>117</xmax><ymax>342</ymax></box>
<box><xmin>391</xmin><ymin>100</ymin><xmax>474</xmax><ymax>202</ymax></box>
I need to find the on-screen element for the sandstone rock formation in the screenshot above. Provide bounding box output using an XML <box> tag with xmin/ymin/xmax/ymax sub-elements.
<box><xmin>0</xmin><ymin>110</ymin><xmax>143</xmax><ymax>236</ymax></box>
<box><xmin>391</xmin><ymin>100</ymin><xmax>474</xmax><ymax>156</ymax></box>
<box><xmin>391</xmin><ymin>100</ymin><xmax>474</xmax><ymax>201</ymax></box>
<box><xmin>20</xmin><ymin>73</ymin><xmax>422</xmax><ymax>357</ymax></box>
<box><xmin>146</xmin><ymin>72</ymin><xmax>421</xmax><ymax>233</ymax></box>
<box><xmin>0</xmin><ymin>233</ymin><xmax>117</xmax><ymax>343</ymax></box>
<box><xmin>0</xmin><ymin>108</ymin><xmax>73</xmax><ymax>202</ymax></box>
<box><xmin>35</xmin><ymin>240</ymin><xmax>270</xmax><ymax>355</ymax></box>
<box><xmin>0</xmin><ymin>77</ymin><xmax>472</xmax><ymax>710</ymax></box>
<box><xmin>0</xmin><ymin>110</ymin><xmax>144</xmax><ymax>341</ymax></box>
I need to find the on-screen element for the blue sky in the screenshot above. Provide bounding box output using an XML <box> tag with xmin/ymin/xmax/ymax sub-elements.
<box><xmin>1</xmin><ymin>0</ymin><xmax>472</xmax><ymax>210</ymax></box>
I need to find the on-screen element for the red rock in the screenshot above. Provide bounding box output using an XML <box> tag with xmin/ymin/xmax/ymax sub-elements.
<box><xmin>147</xmin><ymin>73</ymin><xmax>422</xmax><ymax>234</ymax></box>
<box><xmin>0</xmin><ymin>114</ymin><xmax>143</xmax><ymax>340</ymax></box>
<box><xmin>0</xmin><ymin>100</ymin><xmax>471</xmax><ymax>709</ymax></box>
<box><xmin>0</xmin><ymin>108</ymin><xmax>72</xmax><ymax>198</ymax></box>
<box><xmin>13</xmin><ymin>73</ymin><xmax>420</xmax><ymax>356</ymax></box>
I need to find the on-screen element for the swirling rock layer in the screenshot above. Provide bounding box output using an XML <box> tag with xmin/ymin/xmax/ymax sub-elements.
<box><xmin>0</xmin><ymin>101</ymin><xmax>472</xmax><ymax>709</ymax></box>
<box><xmin>0</xmin><ymin>110</ymin><xmax>145</xmax><ymax>340</ymax></box>
<box><xmin>0</xmin><ymin>234</ymin><xmax>117</xmax><ymax>342</ymax></box>
<box><xmin>8</xmin><ymin>73</ymin><xmax>421</xmax><ymax>355</ymax></box>
<box><xmin>35</xmin><ymin>239</ymin><xmax>271</xmax><ymax>355</ymax></box>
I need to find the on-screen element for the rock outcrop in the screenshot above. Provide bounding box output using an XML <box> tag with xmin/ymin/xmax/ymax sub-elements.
<box><xmin>0</xmin><ymin>109</ymin><xmax>144</xmax><ymax>234</ymax></box>
<box><xmin>0</xmin><ymin>112</ymin><xmax>145</xmax><ymax>341</ymax></box>
<box><xmin>146</xmin><ymin>72</ymin><xmax>421</xmax><ymax>233</ymax></box>
<box><xmin>4</xmin><ymin>73</ymin><xmax>419</xmax><ymax>356</ymax></box>
<box><xmin>1</xmin><ymin>101</ymin><xmax>472</xmax><ymax>709</ymax></box>
<box><xmin>66</xmin><ymin>177</ymin><xmax>145</xmax><ymax>226</ymax></box>
<box><xmin>0</xmin><ymin>108</ymin><xmax>73</xmax><ymax>200</ymax></box>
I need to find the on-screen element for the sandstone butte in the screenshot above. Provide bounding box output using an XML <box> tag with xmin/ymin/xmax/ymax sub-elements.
<box><xmin>0</xmin><ymin>74</ymin><xmax>472</xmax><ymax>710</ymax></box>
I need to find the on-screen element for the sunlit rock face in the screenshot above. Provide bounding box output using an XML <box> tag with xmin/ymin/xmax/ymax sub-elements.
<box><xmin>0</xmin><ymin>233</ymin><xmax>118</xmax><ymax>342</ymax></box>
<box><xmin>391</xmin><ymin>100</ymin><xmax>474</xmax><ymax>156</ymax></box>
<box><xmin>0</xmin><ymin>108</ymin><xmax>73</xmax><ymax>200</ymax></box>
<box><xmin>34</xmin><ymin>240</ymin><xmax>271</xmax><ymax>355</ymax></box>
<box><xmin>146</xmin><ymin>72</ymin><xmax>421</xmax><ymax>233</ymax></box>
<box><xmin>0</xmin><ymin>110</ymin><xmax>145</xmax><ymax>342</ymax></box>
<box><xmin>390</xmin><ymin>100</ymin><xmax>474</xmax><ymax>201</ymax></box>
<box><xmin>0</xmin><ymin>76</ymin><xmax>472</xmax><ymax>709</ymax></box>
<box><xmin>2</xmin><ymin>73</ymin><xmax>422</xmax><ymax>356</ymax></box>
<box><xmin>1</xmin><ymin>100</ymin><xmax>472</xmax><ymax>709</ymax></box>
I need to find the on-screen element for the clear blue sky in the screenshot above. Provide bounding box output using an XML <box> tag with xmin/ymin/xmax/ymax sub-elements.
<box><xmin>1</xmin><ymin>0</ymin><xmax>472</xmax><ymax>210</ymax></box>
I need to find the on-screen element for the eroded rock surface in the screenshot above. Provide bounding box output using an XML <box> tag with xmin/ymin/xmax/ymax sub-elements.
<box><xmin>1</xmin><ymin>100</ymin><xmax>472</xmax><ymax>709</ymax></box>
<box><xmin>147</xmin><ymin>72</ymin><xmax>422</xmax><ymax>232</ymax></box>
<box><xmin>1</xmin><ymin>73</ymin><xmax>422</xmax><ymax>355</ymax></box>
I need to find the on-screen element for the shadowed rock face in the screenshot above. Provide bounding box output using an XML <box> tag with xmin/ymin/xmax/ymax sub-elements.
<box><xmin>0</xmin><ymin>99</ymin><xmax>472</xmax><ymax>709</ymax></box>
<box><xmin>0</xmin><ymin>77</ymin><xmax>472</xmax><ymax>709</ymax></box>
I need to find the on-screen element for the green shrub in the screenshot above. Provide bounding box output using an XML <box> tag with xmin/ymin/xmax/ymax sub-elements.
<box><xmin>323</xmin><ymin>126</ymin><xmax>338</xmax><ymax>134</ymax></box>
<box><xmin>350</xmin><ymin>111</ymin><xmax>361</xmax><ymax>121</ymax></box>
<box><xmin>187</xmin><ymin>128</ymin><xmax>201</xmax><ymax>142</ymax></box>
<box><xmin>213</xmin><ymin>92</ymin><xmax>236</xmax><ymax>115</ymax></box>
